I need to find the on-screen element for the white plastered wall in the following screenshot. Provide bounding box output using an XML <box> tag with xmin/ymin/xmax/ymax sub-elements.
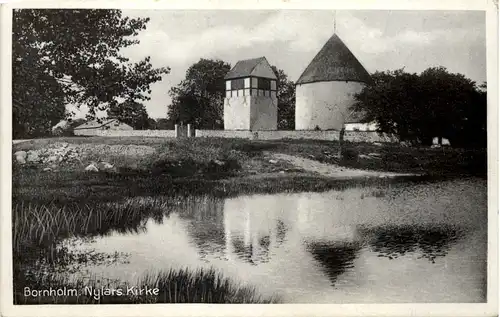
<box><xmin>295</xmin><ymin>81</ymin><xmax>365</xmax><ymax>130</ymax></box>
<box><xmin>250</xmin><ymin>95</ymin><xmax>278</xmax><ymax>130</ymax></box>
<box><xmin>224</xmin><ymin>95</ymin><xmax>251</xmax><ymax>130</ymax></box>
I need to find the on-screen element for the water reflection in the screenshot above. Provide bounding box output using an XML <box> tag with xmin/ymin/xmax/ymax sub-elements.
<box><xmin>181</xmin><ymin>197</ymin><xmax>226</xmax><ymax>261</ymax></box>
<box><xmin>360</xmin><ymin>225</ymin><xmax>464</xmax><ymax>263</ymax></box>
<box><xmin>222</xmin><ymin>197</ymin><xmax>283</xmax><ymax>265</ymax></box>
<box><xmin>58</xmin><ymin>178</ymin><xmax>487</xmax><ymax>303</ymax></box>
<box><xmin>305</xmin><ymin>242</ymin><xmax>359</xmax><ymax>286</ymax></box>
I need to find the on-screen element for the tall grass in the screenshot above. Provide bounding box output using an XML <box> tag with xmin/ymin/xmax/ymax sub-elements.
<box><xmin>139</xmin><ymin>267</ymin><xmax>279</xmax><ymax>303</ymax></box>
<box><xmin>15</xmin><ymin>267</ymin><xmax>279</xmax><ymax>304</ymax></box>
<box><xmin>12</xmin><ymin>196</ymin><xmax>198</xmax><ymax>256</ymax></box>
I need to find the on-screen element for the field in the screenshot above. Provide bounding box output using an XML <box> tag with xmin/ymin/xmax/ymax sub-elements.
<box><xmin>11</xmin><ymin>136</ymin><xmax>486</xmax><ymax>304</ymax></box>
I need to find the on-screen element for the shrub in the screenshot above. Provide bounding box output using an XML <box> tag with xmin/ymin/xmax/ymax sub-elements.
<box><xmin>341</xmin><ymin>148</ymin><xmax>359</xmax><ymax>162</ymax></box>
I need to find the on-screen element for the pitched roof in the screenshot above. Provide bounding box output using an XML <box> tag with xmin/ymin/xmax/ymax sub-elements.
<box><xmin>224</xmin><ymin>56</ymin><xmax>277</xmax><ymax>80</ymax></box>
<box><xmin>74</xmin><ymin>118</ymin><xmax>119</xmax><ymax>130</ymax></box>
<box><xmin>296</xmin><ymin>33</ymin><xmax>373</xmax><ymax>85</ymax></box>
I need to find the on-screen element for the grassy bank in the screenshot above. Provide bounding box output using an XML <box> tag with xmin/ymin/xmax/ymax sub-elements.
<box><xmin>12</xmin><ymin>137</ymin><xmax>485</xmax><ymax>204</ymax></box>
<box><xmin>13</xmin><ymin>136</ymin><xmax>487</xmax><ymax>176</ymax></box>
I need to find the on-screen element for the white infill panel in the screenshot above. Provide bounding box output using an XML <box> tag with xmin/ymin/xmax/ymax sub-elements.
<box><xmin>271</xmin><ymin>80</ymin><xmax>276</xmax><ymax>90</ymax></box>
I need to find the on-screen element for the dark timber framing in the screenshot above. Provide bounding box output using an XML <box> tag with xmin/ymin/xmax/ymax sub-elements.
<box><xmin>225</xmin><ymin>76</ymin><xmax>277</xmax><ymax>96</ymax></box>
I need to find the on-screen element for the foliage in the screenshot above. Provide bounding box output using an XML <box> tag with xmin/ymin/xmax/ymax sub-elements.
<box><xmin>107</xmin><ymin>100</ymin><xmax>151</xmax><ymax>130</ymax></box>
<box><xmin>340</xmin><ymin>147</ymin><xmax>359</xmax><ymax>163</ymax></box>
<box><xmin>271</xmin><ymin>66</ymin><xmax>296</xmax><ymax>130</ymax></box>
<box><xmin>352</xmin><ymin>67</ymin><xmax>486</xmax><ymax>147</ymax></box>
<box><xmin>167</xmin><ymin>59</ymin><xmax>231</xmax><ymax>129</ymax></box>
<box><xmin>13</xmin><ymin>71</ymin><xmax>66</xmax><ymax>138</ymax></box>
<box><xmin>12</xmin><ymin>9</ymin><xmax>170</xmax><ymax>138</ymax></box>
<box><xmin>155</xmin><ymin>118</ymin><xmax>176</xmax><ymax>130</ymax></box>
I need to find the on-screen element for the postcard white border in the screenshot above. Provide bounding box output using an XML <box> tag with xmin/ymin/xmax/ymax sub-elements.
<box><xmin>1</xmin><ymin>0</ymin><xmax>498</xmax><ymax>316</ymax></box>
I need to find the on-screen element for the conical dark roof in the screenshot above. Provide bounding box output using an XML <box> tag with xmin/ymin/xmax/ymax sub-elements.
<box><xmin>296</xmin><ymin>34</ymin><xmax>373</xmax><ymax>85</ymax></box>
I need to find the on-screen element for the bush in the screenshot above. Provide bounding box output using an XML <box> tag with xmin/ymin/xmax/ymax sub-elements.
<box><xmin>341</xmin><ymin>148</ymin><xmax>359</xmax><ymax>162</ymax></box>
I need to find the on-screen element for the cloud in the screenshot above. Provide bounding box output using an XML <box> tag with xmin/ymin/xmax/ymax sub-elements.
<box><xmin>112</xmin><ymin>10</ymin><xmax>485</xmax><ymax>119</ymax></box>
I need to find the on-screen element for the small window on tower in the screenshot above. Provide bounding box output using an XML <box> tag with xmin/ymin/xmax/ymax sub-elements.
<box><xmin>257</xmin><ymin>78</ymin><xmax>271</xmax><ymax>90</ymax></box>
<box><xmin>251</xmin><ymin>77</ymin><xmax>258</xmax><ymax>88</ymax></box>
<box><xmin>231</xmin><ymin>78</ymin><xmax>245</xmax><ymax>90</ymax></box>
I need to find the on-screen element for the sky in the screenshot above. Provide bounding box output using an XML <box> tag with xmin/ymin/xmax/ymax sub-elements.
<box><xmin>77</xmin><ymin>10</ymin><xmax>487</xmax><ymax>119</ymax></box>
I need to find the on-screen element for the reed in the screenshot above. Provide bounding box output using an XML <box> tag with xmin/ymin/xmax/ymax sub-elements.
<box><xmin>12</xmin><ymin>196</ymin><xmax>200</xmax><ymax>256</ymax></box>
<box><xmin>14</xmin><ymin>267</ymin><xmax>279</xmax><ymax>304</ymax></box>
<box><xmin>139</xmin><ymin>267</ymin><xmax>279</xmax><ymax>303</ymax></box>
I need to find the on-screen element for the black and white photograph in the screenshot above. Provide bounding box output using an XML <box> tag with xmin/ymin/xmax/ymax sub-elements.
<box><xmin>0</xmin><ymin>1</ymin><xmax>498</xmax><ymax>316</ymax></box>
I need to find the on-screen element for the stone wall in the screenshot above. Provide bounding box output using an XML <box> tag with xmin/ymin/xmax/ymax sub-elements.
<box><xmin>74</xmin><ymin>129</ymin><xmax>176</xmax><ymax>138</ymax></box>
<box><xmin>195</xmin><ymin>129</ymin><xmax>397</xmax><ymax>142</ymax></box>
<box><xmin>344</xmin><ymin>131</ymin><xmax>399</xmax><ymax>143</ymax></box>
<box><xmin>195</xmin><ymin>130</ymin><xmax>254</xmax><ymax>139</ymax></box>
<box><xmin>73</xmin><ymin>127</ymin><xmax>399</xmax><ymax>143</ymax></box>
<box><xmin>254</xmin><ymin>130</ymin><xmax>339</xmax><ymax>140</ymax></box>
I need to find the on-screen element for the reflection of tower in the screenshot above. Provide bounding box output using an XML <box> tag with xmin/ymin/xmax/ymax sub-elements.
<box><xmin>223</xmin><ymin>196</ymin><xmax>283</xmax><ymax>264</ymax></box>
<box><xmin>244</xmin><ymin>206</ymin><xmax>251</xmax><ymax>246</ymax></box>
<box><xmin>224</xmin><ymin>207</ymin><xmax>233</xmax><ymax>261</ymax></box>
<box><xmin>182</xmin><ymin>196</ymin><xmax>227</xmax><ymax>260</ymax></box>
<box><xmin>294</xmin><ymin>192</ymin><xmax>360</xmax><ymax>243</ymax></box>
<box><xmin>275</xmin><ymin>219</ymin><xmax>288</xmax><ymax>245</ymax></box>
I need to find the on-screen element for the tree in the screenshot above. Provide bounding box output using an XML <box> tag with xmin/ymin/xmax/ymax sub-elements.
<box><xmin>167</xmin><ymin>59</ymin><xmax>231</xmax><ymax>129</ymax></box>
<box><xmin>450</xmin><ymin>81</ymin><xmax>487</xmax><ymax>148</ymax></box>
<box><xmin>147</xmin><ymin>118</ymin><xmax>158</xmax><ymax>130</ymax></box>
<box><xmin>13</xmin><ymin>71</ymin><xmax>66</xmax><ymax>138</ymax></box>
<box><xmin>155</xmin><ymin>118</ymin><xmax>175</xmax><ymax>130</ymax></box>
<box><xmin>352</xmin><ymin>67</ymin><xmax>486</xmax><ymax>147</ymax></box>
<box><xmin>13</xmin><ymin>9</ymin><xmax>170</xmax><ymax>137</ymax></box>
<box><xmin>271</xmin><ymin>66</ymin><xmax>296</xmax><ymax>130</ymax></box>
<box><xmin>107</xmin><ymin>100</ymin><xmax>151</xmax><ymax>130</ymax></box>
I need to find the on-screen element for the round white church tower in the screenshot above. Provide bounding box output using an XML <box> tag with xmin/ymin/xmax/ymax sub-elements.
<box><xmin>295</xmin><ymin>34</ymin><xmax>373</xmax><ymax>131</ymax></box>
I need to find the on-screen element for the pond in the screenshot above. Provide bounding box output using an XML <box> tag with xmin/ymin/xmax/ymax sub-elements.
<box><xmin>62</xmin><ymin>178</ymin><xmax>487</xmax><ymax>303</ymax></box>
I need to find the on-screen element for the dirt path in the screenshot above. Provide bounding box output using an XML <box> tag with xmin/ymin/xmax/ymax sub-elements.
<box><xmin>269</xmin><ymin>152</ymin><xmax>420</xmax><ymax>179</ymax></box>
